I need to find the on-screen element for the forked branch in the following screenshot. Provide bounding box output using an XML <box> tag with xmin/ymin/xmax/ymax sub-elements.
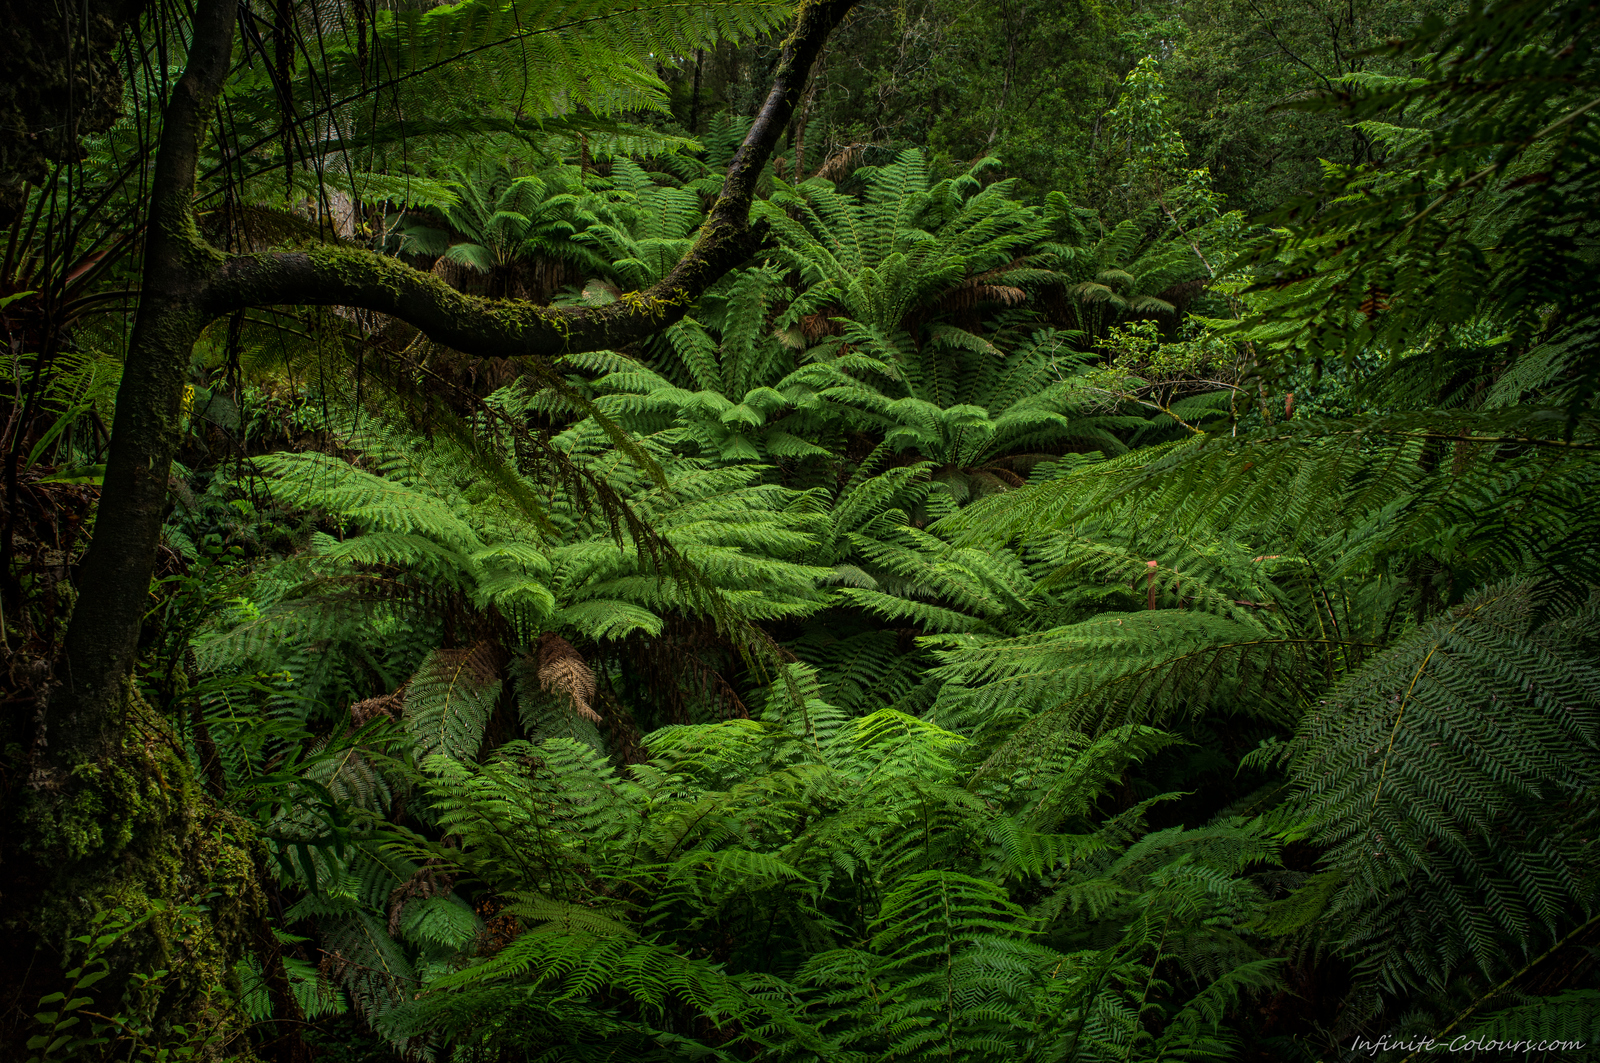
<box><xmin>51</xmin><ymin>0</ymin><xmax>859</xmax><ymax>761</ymax></box>
<box><xmin>205</xmin><ymin>0</ymin><xmax>860</xmax><ymax>355</ymax></box>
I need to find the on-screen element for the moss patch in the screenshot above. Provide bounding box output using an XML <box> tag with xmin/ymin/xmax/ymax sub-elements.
<box><xmin>484</xmin><ymin>296</ymin><xmax>573</xmax><ymax>340</ymax></box>
<box><xmin>8</xmin><ymin>689</ymin><xmax>265</xmax><ymax>1059</ymax></box>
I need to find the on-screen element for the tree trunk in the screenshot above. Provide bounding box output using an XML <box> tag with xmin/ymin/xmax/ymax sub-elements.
<box><xmin>49</xmin><ymin>0</ymin><xmax>234</xmax><ymax>765</ymax></box>
<box><xmin>794</xmin><ymin>70</ymin><xmax>823</xmax><ymax>180</ymax></box>
<box><xmin>689</xmin><ymin>48</ymin><xmax>705</xmax><ymax>134</ymax></box>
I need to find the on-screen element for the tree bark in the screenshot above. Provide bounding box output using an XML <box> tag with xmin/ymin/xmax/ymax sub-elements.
<box><xmin>51</xmin><ymin>0</ymin><xmax>235</xmax><ymax>762</ymax></box>
<box><xmin>689</xmin><ymin>48</ymin><xmax>705</xmax><ymax>134</ymax></box>
<box><xmin>50</xmin><ymin>0</ymin><xmax>860</xmax><ymax>763</ymax></box>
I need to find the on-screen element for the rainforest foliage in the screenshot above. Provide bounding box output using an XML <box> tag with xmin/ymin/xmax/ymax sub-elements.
<box><xmin>1</xmin><ymin>0</ymin><xmax>1598</xmax><ymax>1060</ymax></box>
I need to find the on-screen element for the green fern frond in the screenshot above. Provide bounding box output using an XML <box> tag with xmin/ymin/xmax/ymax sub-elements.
<box><xmin>406</xmin><ymin>643</ymin><xmax>505</xmax><ymax>762</ymax></box>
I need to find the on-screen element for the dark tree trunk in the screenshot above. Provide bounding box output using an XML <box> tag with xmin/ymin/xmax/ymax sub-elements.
<box><xmin>689</xmin><ymin>48</ymin><xmax>705</xmax><ymax>134</ymax></box>
<box><xmin>50</xmin><ymin>0</ymin><xmax>235</xmax><ymax>764</ymax></box>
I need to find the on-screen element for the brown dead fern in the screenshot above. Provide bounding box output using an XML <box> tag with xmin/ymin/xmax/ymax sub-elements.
<box><xmin>535</xmin><ymin>633</ymin><xmax>600</xmax><ymax>722</ymax></box>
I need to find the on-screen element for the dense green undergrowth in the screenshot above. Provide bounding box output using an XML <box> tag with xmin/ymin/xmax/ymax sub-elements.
<box><xmin>2</xmin><ymin>0</ymin><xmax>1599</xmax><ymax>1059</ymax></box>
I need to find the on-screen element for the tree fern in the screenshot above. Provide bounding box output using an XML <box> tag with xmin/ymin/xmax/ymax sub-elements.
<box><xmin>1272</xmin><ymin>579</ymin><xmax>1600</xmax><ymax>992</ymax></box>
<box><xmin>1459</xmin><ymin>988</ymin><xmax>1600</xmax><ymax>1051</ymax></box>
<box><xmin>217</xmin><ymin>0</ymin><xmax>797</xmax><ymax>211</ymax></box>
<box><xmin>758</xmin><ymin>150</ymin><xmax>1051</xmax><ymax>334</ymax></box>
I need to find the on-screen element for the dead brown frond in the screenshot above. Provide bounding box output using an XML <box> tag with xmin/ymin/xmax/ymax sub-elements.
<box><xmin>427</xmin><ymin>639</ymin><xmax>506</xmax><ymax>689</ymax></box>
<box><xmin>968</xmin><ymin>465</ymin><xmax>1027</xmax><ymax>489</ymax></box>
<box><xmin>935</xmin><ymin>267</ymin><xmax>1030</xmax><ymax>313</ymax></box>
<box><xmin>473</xmin><ymin>897</ymin><xmax>521</xmax><ymax>956</ymax></box>
<box><xmin>535</xmin><ymin>633</ymin><xmax>600</xmax><ymax>723</ymax></box>
<box><xmin>349</xmin><ymin>688</ymin><xmax>405</xmax><ymax>729</ymax></box>
<box><xmin>811</xmin><ymin>143</ymin><xmax>875</xmax><ymax>183</ymax></box>
<box><xmin>800</xmin><ymin>310</ymin><xmax>846</xmax><ymax>341</ymax></box>
<box><xmin>1359</xmin><ymin>284</ymin><xmax>1390</xmax><ymax>318</ymax></box>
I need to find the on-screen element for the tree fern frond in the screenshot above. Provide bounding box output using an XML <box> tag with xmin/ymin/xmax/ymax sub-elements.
<box><xmin>406</xmin><ymin>643</ymin><xmax>505</xmax><ymax>762</ymax></box>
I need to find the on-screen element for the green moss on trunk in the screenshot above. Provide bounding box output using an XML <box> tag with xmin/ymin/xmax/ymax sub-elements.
<box><xmin>3</xmin><ymin>686</ymin><xmax>265</xmax><ymax>1059</ymax></box>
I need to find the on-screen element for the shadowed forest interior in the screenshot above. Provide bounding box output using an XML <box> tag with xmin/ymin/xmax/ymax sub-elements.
<box><xmin>0</xmin><ymin>0</ymin><xmax>1598</xmax><ymax>1059</ymax></box>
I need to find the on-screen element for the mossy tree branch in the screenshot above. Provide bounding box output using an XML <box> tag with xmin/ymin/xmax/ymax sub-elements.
<box><xmin>52</xmin><ymin>0</ymin><xmax>859</xmax><ymax>762</ymax></box>
<box><xmin>204</xmin><ymin>0</ymin><xmax>856</xmax><ymax>351</ymax></box>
